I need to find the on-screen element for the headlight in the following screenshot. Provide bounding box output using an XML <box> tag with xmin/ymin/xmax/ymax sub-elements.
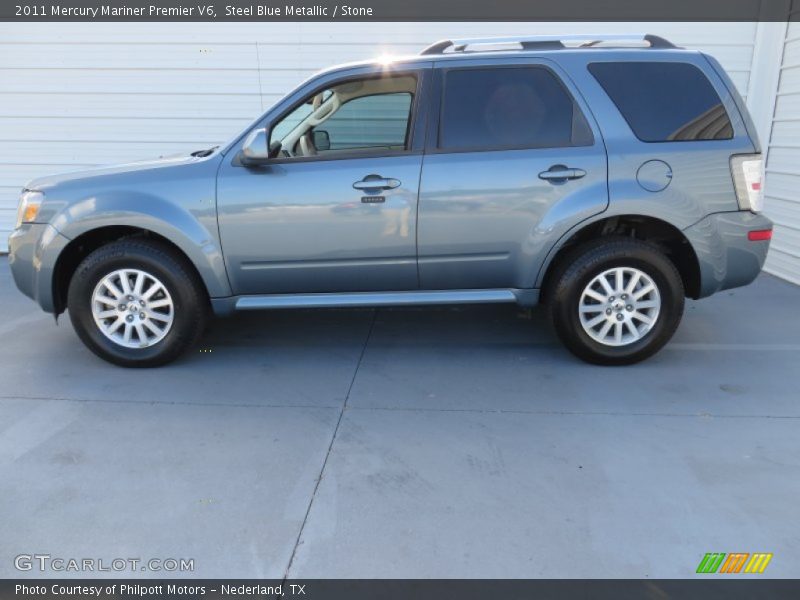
<box><xmin>15</xmin><ymin>190</ymin><xmax>44</xmax><ymax>228</ymax></box>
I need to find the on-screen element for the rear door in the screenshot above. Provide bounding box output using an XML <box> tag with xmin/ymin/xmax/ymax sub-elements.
<box><xmin>418</xmin><ymin>57</ymin><xmax>608</xmax><ymax>290</ymax></box>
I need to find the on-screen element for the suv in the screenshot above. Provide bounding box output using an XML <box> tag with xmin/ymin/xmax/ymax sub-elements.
<box><xmin>9</xmin><ymin>34</ymin><xmax>772</xmax><ymax>367</ymax></box>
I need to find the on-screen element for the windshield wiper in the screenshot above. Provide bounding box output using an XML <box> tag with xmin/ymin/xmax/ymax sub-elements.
<box><xmin>191</xmin><ymin>146</ymin><xmax>219</xmax><ymax>157</ymax></box>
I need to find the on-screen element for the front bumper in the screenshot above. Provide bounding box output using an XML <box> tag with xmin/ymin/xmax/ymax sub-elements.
<box><xmin>8</xmin><ymin>223</ymin><xmax>71</xmax><ymax>313</ymax></box>
<box><xmin>683</xmin><ymin>210</ymin><xmax>773</xmax><ymax>298</ymax></box>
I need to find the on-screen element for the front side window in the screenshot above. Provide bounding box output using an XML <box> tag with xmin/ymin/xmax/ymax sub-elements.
<box><xmin>439</xmin><ymin>67</ymin><xmax>593</xmax><ymax>152</ymax></box>
<box><xmin>269</xmin><ymin>75</ymin><xmax>416</xmax><ymax>159</ymax></box>
<box><xmin>588</xmin><ymin>61</ymin><xmax>733</xmax><ymax>142</ymax></box>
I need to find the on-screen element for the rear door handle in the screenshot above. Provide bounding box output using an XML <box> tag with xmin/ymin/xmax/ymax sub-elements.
<box><xmin>538</xmin><ymin>166</ymin><xmax>587</xmax><ymax>182</ymax></box>
<box><xmin>353</xmin><ymin>176</ymin><xmax>401</xmax><ymax>191</ymax></box>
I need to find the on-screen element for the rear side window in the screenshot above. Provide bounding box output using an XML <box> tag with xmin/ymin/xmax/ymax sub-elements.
<box><xmin>439</xmin><ymin>67</ymin><xmax>593</xmax><ymax>151</ymax></box>
<box><xmin>589</xmin><ymin>62</ymin><xmax>733</xmax><ymax>142</ymax></box>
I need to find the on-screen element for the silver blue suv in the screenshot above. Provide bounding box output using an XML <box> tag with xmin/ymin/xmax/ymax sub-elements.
<box><xmin>8</xmin><ymin>34</ymin><xmax>773</xmax><ymax>367</ymax></box>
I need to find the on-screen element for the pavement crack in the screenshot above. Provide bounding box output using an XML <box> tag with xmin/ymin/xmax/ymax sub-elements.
<box><xmin>282</xmin><ymin>308</ymin><xmax>378</xmax><ymax>579</ymax></box>
<box><xmin>0</xmin><ymin>395</ymin><xmax>339</xmax><ymax>411</ymax></box>
<box><xmin>347</xmin><ymin>406</ymin><xmax>800</xmax><ymax>419</ymax></box>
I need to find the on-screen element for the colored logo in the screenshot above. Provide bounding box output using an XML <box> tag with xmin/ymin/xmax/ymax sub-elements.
<box><xmin>696</xmin><ymin>553</ymin><xmax>772</xmax><ymax>574</ymax></box>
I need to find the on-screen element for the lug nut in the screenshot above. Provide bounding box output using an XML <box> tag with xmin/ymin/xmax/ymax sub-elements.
<box><xmin>621</xmin><ymin>294</ymin><xmax>628</xmax><ymax>300</ymax></box>
<box><xmin>127</xmin><ymin>295</ymin><xmax>134</xmax><ymax>301</ymax></box>
<box><xmin>126</xmin><ymin>315</ymin><xmax>134</xmax><ymax>322</ymax></box>
<box><xmin>626</xmin><ymin>305</ymin><xmax>633</xmax><ymax>311</ymax></box>
<box><xmin>608</xmin><ymin>296</ymin><xmax>615</xmax><ymax>302</ymax></box>
<box><xmin>616</xmin><ymin>313</ymin><xmax>624</xmax><ymax>321</ymax></box>
<box><xmin>606</xmin><ymin>308</ymin><xmax>612</xmax><ymax>315</ymax></box>
<box><xmin>139</xmin><ymin>312</ymin><xmax>146</xmax><ymax>319</ymax></box>
<box><xmin>118</xmin><ymin>304</ymin><xmax>126</xmax><ymax>311</ymax></box>
<box><xmin>139</xmin><ymin>300</ymin><xmax>145</xmax><ymax>306</ymax></box>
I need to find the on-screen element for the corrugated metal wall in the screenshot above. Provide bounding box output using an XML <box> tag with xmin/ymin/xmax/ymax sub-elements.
<box><xmin>764</xmin><ymin>15</ymin><xmax>800</xmax><ymax>285</ymax></box>
<box><xmin>0</xmin><ymin>22</ymin><xmax>760</xmax><ymax>255</ymax></box>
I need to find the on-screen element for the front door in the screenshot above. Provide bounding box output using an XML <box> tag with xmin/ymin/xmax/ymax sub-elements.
<box><xmin>217</xmin><ymin>69</ymin><xmax>427</xmax><ymax>295</ymax></box>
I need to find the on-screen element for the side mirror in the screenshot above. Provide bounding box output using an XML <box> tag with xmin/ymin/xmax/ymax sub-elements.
<box><xmin>241</xmin><ymin>128</ymin><xmax>270</xmax><ymax>163</ymax></box>
<box><xmin>312</xmin><ymin>130</ymin><xmax>331</xmax><ymax>152</ymax></box>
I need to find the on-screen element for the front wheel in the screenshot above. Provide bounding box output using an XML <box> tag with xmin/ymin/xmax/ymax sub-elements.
<box><xmin>67</xmin><ymin>238</ymin><xmax>208</xmax><ymax>367</ymax></box>
<box><xmin>546</xmin><ymin>238</ymin><xmax>685</xmax><ymax>365</ymax></box>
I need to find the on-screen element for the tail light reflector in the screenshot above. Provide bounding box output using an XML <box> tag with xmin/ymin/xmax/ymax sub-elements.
<box><xmin>747</xmin><ymin>229</ymin><xmax>772</xmax><ymax>242</ymax></box>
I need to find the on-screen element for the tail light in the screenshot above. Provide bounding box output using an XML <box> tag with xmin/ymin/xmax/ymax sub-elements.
<box><xmin>730</xmin><ymin>154</ymin><xmax>763</xmax><ymax>213</ymax></box>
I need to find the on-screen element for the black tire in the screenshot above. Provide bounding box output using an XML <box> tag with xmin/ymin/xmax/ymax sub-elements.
<box><xmin>545</xmin><ymin>237</ymin><xmax>684</xmax><ymax>365</ymax></box>
<box><xmin>67</xmin><ymin>238</ymin><xmax>208</xmax><ymax>367</ymax></box>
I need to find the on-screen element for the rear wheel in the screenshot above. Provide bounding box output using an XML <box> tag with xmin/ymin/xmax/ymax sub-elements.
<box><xmin>67</xmin><ymin>239</ymin><xmax>208</xmax><ymax>367</ymax></box>
<box><xmin>546</xmin><ymin>238</ymin><xmax>684</xmax><ymax>365</ymax></box>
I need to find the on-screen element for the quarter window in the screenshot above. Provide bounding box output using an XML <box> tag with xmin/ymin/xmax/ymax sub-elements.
<box><xmin>588</xmin><ymin>62</ymin><xmax>733</xmax><ymax>142</ymax></box>
<box><xmin>439</xmin><ymin>67</ymin><xmax>593</xmax><ymax>151</ymax></box>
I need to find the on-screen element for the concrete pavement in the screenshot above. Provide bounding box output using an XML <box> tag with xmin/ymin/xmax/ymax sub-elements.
<box><xmin>1</xmin><ymin>259</ymin><xmax>799</xmax><ymax>578</ymax></box>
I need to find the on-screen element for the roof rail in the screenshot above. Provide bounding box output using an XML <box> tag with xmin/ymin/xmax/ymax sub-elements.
<box><xmin>420</xmin><ymin>34</ymin><xmax>677</xmax><ymax>55</ymax></box>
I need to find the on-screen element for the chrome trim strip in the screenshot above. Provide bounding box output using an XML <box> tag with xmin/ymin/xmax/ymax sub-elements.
<box><xmin>235</xmin><ymin>289</ymin><xmax>519</xmax><ymax>310</ymax></box>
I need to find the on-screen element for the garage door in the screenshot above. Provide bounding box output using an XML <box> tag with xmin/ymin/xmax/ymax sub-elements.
<box><xmin>0</xmin><ymin>23</ymin><xmax>761</xmax><ymax>253</ymax></box>
<box><xmin>764</xmin><ymin>15</ymin><xmax>800</xmax><ymax>285</ymax></box>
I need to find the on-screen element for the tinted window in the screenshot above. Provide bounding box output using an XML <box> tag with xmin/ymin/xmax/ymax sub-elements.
<box><xmin>269</xmin><ymin>75</ymin><xmax>416</xmax><ymax>159</ymax></box>
<box><xmin>439</xmin><ymin>67</ymin><xmax>593</xmax><ymax>151</ymax></box>
<box><xmin>317</xmin><ymin>93</ymin><xmax>412</xmax><ymax>151</ymax></box>
<box><xmin>589</xmin><ymin>62</ymin><xmax>733</xmax><ymax>142</ymax></box>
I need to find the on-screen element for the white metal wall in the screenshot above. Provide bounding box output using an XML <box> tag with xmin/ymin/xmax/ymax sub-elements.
<box><xmin>0</xmin><ymin>22</ymin><xmax>760</xmax><ymax>254</ymax></box>
<box><xmin>764</xmin><ymin>16</ymin><xmax>800</xmax><ymax>285</ymax></box>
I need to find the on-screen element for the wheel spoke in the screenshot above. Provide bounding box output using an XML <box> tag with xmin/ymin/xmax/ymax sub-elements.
<box><xmin>624</xmin><ymin>320</ymin><xmax>638</xmax><ymax>338</ymax></box>
<box><xmin>147</xmin><ymin>311</ymin><xmax>172</xmax><ymax>323</ymax></box>
<box><xmin>148</xmin><ymin>298</ymin><xmax>171</xmax><ymax>309</ymax></box>
<box><xmin>598</xmin><ymin>275</ymin><xmax>615</xmax><ymax>295</ymax></box>
<box><xmin>636</xmin><ymin>300</ymin><xmax>659</xmax><ymax>309</ymax></box>
<box><xmin>583</xmin><ymin>288</ymin><xmax>606</xmax><ymax>303</ymax></box>
<box><xmin>615</xmin><ymin>269</ymin><xmax>624</xmax><ymax>293</ymax></box>
<box><xmin>143</xmin><ymin>283</ymin><xmax>161</xmax><ymax>300</ymax></box>
<box><xmin>107</xmin><ymin>317</ymin><xmax>125</xmax><ymax>334</ymax></box>
<box><xmin>133</xmin><ymin>272</ymin><xmax>145</xmax><ymax>296</ymax></box>
<box><xmin>134</xmin><ymin>323</ymin><xmax>147</xmax><ymax>345</ymax></box>
<box><xmin>631</xmin><ymin>311</ymin><xmax>653</xmax><ymax>325</ymax></box>
<box><xmin>633</xmin><ymin>283</ymin><xmax>655</xmax><ymax>300</ymax></box>
<box><xmin>143</xmin><ymin>320</ymin><xmax>164</xmax><ymax>336</ymax></box>
<box><xmin>104</xmin><ymin>279</ymin><xmax>123</xmax><ymax>299</ymax></box>
<box><xmin>579</xmin><ymin>304</ymin><xmax>604</xmax><ymax>313</ymax></box>
<box><xmin>585</xmin><ymin>314</ymin><xmax>606</xmax><ymax>328</ymax></box>
<box><xmin>123</xmin><ymin>323</ymin><xmax>133</xmax><ymax>343</ymax></box>
<box><xmin>597</xmin><ymin>320</ymin><xmax>614</xmax><ymax>340</ymax></box>
<box><xmin>119</xmin><ymin>272</ymin><xmax>132</xmax><ymax>295</ymax></box>
<box><xmin>625</xmin><ymin>271</ymin><xmax>641</xmax><ymax>294</ymax></box>
<box><xmin>614</xmin><ymin>322</ymin><xmax>623</xmax><ymax>344</ymax></box>
<box><xmin>96</xmin><ymin>309</ymin><xmax>118</xmax><ymax>319</ymax></box>
<box><xmin>95</xmin><ymin>295</ymin><xmax>118</xmax><ymax>306</ymax></box>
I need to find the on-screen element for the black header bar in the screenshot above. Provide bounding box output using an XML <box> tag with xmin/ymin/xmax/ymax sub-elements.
<box><xmin>2</xmin><ymin>0</ymin><xmax>798</xmax><ymax>21</ymax></box>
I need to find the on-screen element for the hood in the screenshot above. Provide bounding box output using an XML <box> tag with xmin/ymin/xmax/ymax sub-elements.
<box><xmin>25</xmin><ymin>152</ymin><xmax>216</xmax><ymax>192</ymax></box>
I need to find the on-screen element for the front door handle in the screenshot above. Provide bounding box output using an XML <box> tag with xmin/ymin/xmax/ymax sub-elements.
<box><xmin>538</xmin><ymin>165</ymin><xmax>587</xmax><ymax>182</ymax></box>
<box><xmin>353</xmin><ymin>176</ymin><xmax>401</xmax><ymax>191</ymax></box>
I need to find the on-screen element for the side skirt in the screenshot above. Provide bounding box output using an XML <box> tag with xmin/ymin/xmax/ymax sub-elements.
<box><xmin>210</xmin><ymin>288</ymin><xmax>539</xmax><ymax>316</ymax></box>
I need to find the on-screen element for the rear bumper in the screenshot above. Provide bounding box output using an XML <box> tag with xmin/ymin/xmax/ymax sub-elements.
<box><xmin>684</xmin><ymin>211</ymin><xmax>772</xmax><ymax>298</ymax></box>
<box><xmin>8</xmin><ymin>223</ymin><xmax>70</xmax><ymax>313</ymax></box>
